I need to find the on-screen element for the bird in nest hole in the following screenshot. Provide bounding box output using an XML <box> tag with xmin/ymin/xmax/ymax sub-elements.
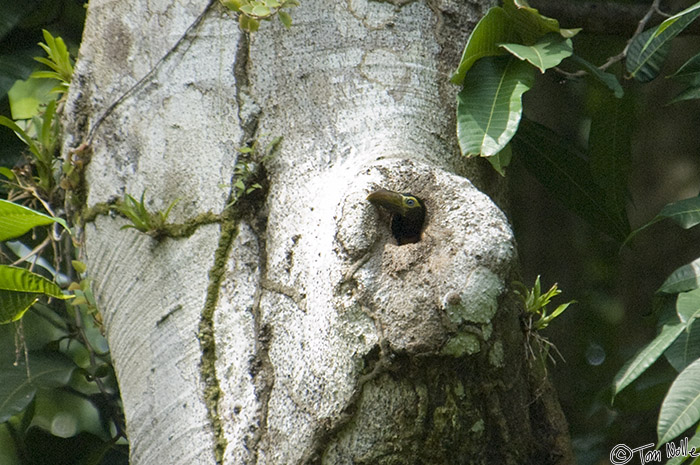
<box><xmin>367</xmin><ymin>188</ymin><xmax>426</xmax><ymax>245</ymax></box>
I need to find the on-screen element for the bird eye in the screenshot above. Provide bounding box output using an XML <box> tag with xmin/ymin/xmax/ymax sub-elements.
<box><xmin>405</xmin><ymin>198</ymin><xmax>415</xmax><ymax>207</ymax></box>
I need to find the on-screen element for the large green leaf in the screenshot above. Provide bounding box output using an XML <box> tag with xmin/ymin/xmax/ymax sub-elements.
<box><xmin>658</xmin><ymin>357</ymin><xmax>700</xmax><ymax>446</ymax></box>
<box><xmin>0</xmin><ymin>351</ymin><xmax>76</xmax><ymax>423</ymax></box>
<box><xmin>589</xmin><ymin>90</ymin><xmax>632</xmax><ymax>218</ymax></box>
<box><xmin>627</xmin><ymin>2</ymin><xmax>700</xmax><ymax>82</ymax></box>
<box><xmin>7</xmin><ymin>78</ymin><xmax>56</xmax><ymax>120</ymax></box>
<box><xmin>513</xmin><ymin>119</ymin><xmax>630</xmax><ymax>241</ymax></box>
<box><xmin>0</xmin><ymin>198</ymin><xmax>69</xmax><ymax>241</ymax></box>
<box><xmin>613</xmin><ymin>318</ymin><xmax>686</xmax><ymax>397</ymax></box>
<box><xmin>0</xmin><ymin>265</ymin><xmax>71</xmax><ymax>324</ymax></box>
<box><xmin>660</xmin><ymin>257</ymin><xmax>700</xmax><ymax>294</ymax></box>
<box><xmin>457</xmin><ymin>56</ymin><xmax>534</xmax><ymax>157</ymax></box>
<box><xmin>451</xmin><ymin>7</ymin><xmax>515</xmax><ymax>84</ymax></box>
<box><xmin>500</xmin><ymin>33</ymin><xmax>573</xmax><ymax>73</ymax></box>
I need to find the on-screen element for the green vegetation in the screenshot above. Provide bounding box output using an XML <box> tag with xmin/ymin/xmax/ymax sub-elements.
<box><xmin>220</xmin><ymin>0</ymin><xmax>299</xmax><ymax>31</ymax></box>
<box><xmin>114</xmin><ymin>190</ymin><xmax>179</xmax><ymax>239</ymax></box>
<box><xmin>0</xmin><ymin>5</ymin><xmax>128</xmax><ymax>462</ymax></box>
<box><xmin>454</xmin><ymin>0</ymin><xmax>700</xmax><ymax>457</ymax></box>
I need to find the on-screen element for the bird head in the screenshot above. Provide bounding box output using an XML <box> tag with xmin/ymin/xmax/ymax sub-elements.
<box><xmin>367</xmin><ymin>188</ymin><xmax>426</xmax><ymax>244</ymax></box>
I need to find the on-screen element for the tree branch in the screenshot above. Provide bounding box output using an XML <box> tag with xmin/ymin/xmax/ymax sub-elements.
<box><xmin>529</xmin><ymin>0</ymin><xmax>700</xmax><ymax>36</ymax></box>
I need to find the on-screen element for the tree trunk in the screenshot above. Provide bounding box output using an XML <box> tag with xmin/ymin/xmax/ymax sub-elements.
<box><xmin>62</xmin><ymin>0</ymin><xmax>574</xmax><ymax>463</ymax></box>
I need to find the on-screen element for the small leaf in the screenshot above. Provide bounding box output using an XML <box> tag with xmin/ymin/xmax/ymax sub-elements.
<box><xmin>660</xmin><ymin>257</ymin><xmax>700</xmax><ymax>295</ymax></box>
<box><xmin>668</xmin><ymin>84</ymin><xmax>700</xmax><ymax>104</ymax></box>
<box><xmin>668</xmin><ymin>53</ymin><xmax>700</xmax><ymax>103</ymax></box>
<box><xmin>569</xmin><ymin>54</ymin><xmax>624</xmax><ymax>98</ymax></box>
<box><xmin>499</xmin><ymin>33</ymin><xmax>573</xmax><ymax>73</ymax></box>
<box><xmin>626</xmin><ymin>3</ymin><xmax>700</xmax><ymax>82</ymax></box>
<box><xmin>221</xmin><ymin>0</ymin><xmax>244</xmax><ymax>12</ymax></box>
<box><xmin>669</xmin><ymin>52</ymin><xmax>700</xmax><ymax>84</ymax></box>
<box><xmin>251</xmin><ymin>4</ymin><xmax>270</xmax><ymax>17</ymax></box>
<box><xmin>0</xmin><ymin>115</ymin><xmax>41</xmax><ymax>157</ymax></box>
<box><xmin>0</xmin><ymin>167</ymin><xmax>15</xmax><ymax>180</ymax></box>
<box><xmin>278</xmin><ymin>10</ymin><xmax>292</xmax><ymax>28</ymax></box>
<box><xmin>625</xmin><ymin>196</ymin><xmax>700</xmax><ymax>247</ymax></box>
<box><xmin>0</xmin><ymin>199</ymin><xmax>69</xmax><ymax>241</ymax></box>
<box><xmin>72</xmin><ymin>260</ymin><xmax>87</xmax><ymax>274</ymax></box>
<box><xmin>486</xmin><ymin>144</ymin><xmax>512</xmax><ymax>176</ymax></box>
<box><xmin>457</xmin><ymin>56</ymin><xmax>534</xmax><ymax>157</ymax></box>
<box><xmin>658</xmin><ymin>357</ymin><xmax>700</xmax><ymax>446</ymax></box>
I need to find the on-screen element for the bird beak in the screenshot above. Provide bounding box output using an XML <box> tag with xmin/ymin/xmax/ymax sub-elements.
<box><xmin>367</xmin><ymin>188</ymin><xmax>406</xmax><ymax>216</ymax></box>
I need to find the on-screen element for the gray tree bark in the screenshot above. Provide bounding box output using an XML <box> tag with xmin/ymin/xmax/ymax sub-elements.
<box><xmin>62</xmin><ymin>0</ymin><xmax>574</xmax><ymax>463</ymax></box>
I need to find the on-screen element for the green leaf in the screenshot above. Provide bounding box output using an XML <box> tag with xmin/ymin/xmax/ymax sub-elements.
<box><xmin>658</xmin><ymin>196</ymin><xmax>700</xmax><ymax>229</ymax></box>
<box><xmin>670</xmin><ymin>52</ymin><xmax>700</xmax><ymax>84</ymax></box>
<box><xmin>668</xmin><ymin>52</ymin><xmax>700</xmax><ymax>104</ymax></box>
<box><xmin>668</xmin><ymin>84</ymin><xmax>700</xmax><ymax>104</ymax></box>
<box><xmin>660</xmin><ymin>257</ymin><xmax>700</xmax><ymax>294</ymax></box>
<box><xmin>487</xmin><ymin>144</ymin><xmax>512</xmax><ymax>176</ymax></box>
<box><xmin>0</xmin><ymin>115</ymin><xmax>40</xmax><ymax>157</ymax></box>
<box><xmin>0</xmin><ymin>200</ymin><xmax>68</xmax><ymax>239</ymax></box>
<box><xmin>570</xmin><ymin>54</ymin><xmax>624</xmax><ymax>98</ymax></box>
<box><xmin>0</xmin><ymin>265</ymin><xmax>72</xmax><ymax>323</ymax></box>
<box><xmin>626</xmin><ymin>3</ymin><xmax>700</xmax><ymax>82</ymax></box>
<box><xmin>499</xmin><ymin>33</ymin><xmax>573</xmax><ymax>73</ymax></box>
<box><xmin>513</xmin><ymin>119</ymin><xmax>630</xmax><ymax>241</ymax></box>
<box><xmin>0</xmin><ymin>167</ymin><xmax>15</xmax><ymax>180</ymax></box>
<box><xmin>665</xmin><ymin>319</ymin><xmax>700</xmax><ymax>373</ymax></box>
<box><xmin>588</xmin><ymin>89</ymin><xmax>632</xmax><ymax>218</ymax></box>
<box><xmin>457</xmin><ymin>56</ymin><xmax>534</xmax><ymax>157</ymax></box>
<box><xmin>658</xmin><ymin>357</ymin><xmax>700</xmax><ymax>446</ymax></box>
<box><xmin>613</xmin><ymin>318</ymin><xmax>686</xmax><ymax>397</ymax></box>
<box><xmin>7</xmin><ymin>78</ymin><xmax>56</xmax><ymax>120</ymax></box>
<box><xmin>0</xmin><ymin>352</ymin><xmax>76</xmax><ymax>423</ymax></box>
<box><xmin>626</xmin><ymin>196</ymin><xmax>700</xmax><ymax>246</ymax></box>
<box><xmin>676</xmin><ymin>288</ymin><xmax>700</xmax><ymax>324</ymax></box>
<box><xmin>502</xmin><ymin>0</ymin><xmax>580</xmax><ymax>44</ymax></box>
<box><xmin>251</xmin><ymin>4</ymin><xmax>270</xmax><ymax>16</ymax></box>
<box><xmin>0</xmin><ymin>199</ymin><xmax>69</xmax><ymax>241</ymax></box>
<box><xmin>451</xmin><ymin>7</ymin><xmax>515</xmax><ymax>85</ymax></box>
<box><xmin>278</xmin><ymin>10</ymin><xmax>292</xmax><ymax>28</ymax></box>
